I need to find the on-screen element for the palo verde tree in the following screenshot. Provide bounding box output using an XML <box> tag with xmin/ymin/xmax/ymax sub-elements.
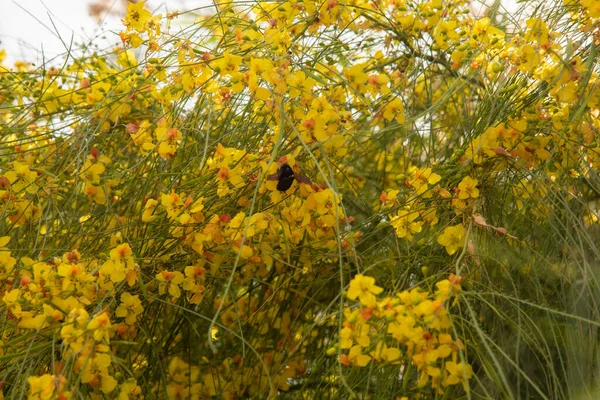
<box><xmin>0</xmin><ymin>0</ymin><xmax>599</xmax><ymax>398</ymax></box>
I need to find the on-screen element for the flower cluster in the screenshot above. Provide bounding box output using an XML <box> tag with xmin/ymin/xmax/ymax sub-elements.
<box><xmin>338</xmin><ymin>274</ymin><xmax>471</xmax><ymax>392</ymax></box>
<box><xmin>0</xmin><ymin>0</ymin><xmax>598</xmax><ymax>398</ymax></box>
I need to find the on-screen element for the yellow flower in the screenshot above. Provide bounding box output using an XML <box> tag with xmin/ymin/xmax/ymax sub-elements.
<box><xmin>370</xmin><ymin>342</ymin><xmax>401</xmax><ymax>364</ymax></box>
<box><xmin>28</xmin><ymin>374</ymin><xmax>69</xmax><ymax>400</ymax></box>
<box><xmin>0</xmin><ymin>236</ymin><xmax>16</xmax><ymax>275</ymax></box>
<box><xmin>142</xmin><ymin>198</ymin><xmax>159</xmax><ymax>222</ymax></box>
<box><xmin>215</xmin><ymin>166</ymin><xmax>244</xmax><ymax>192</ymax></box>
<box><xmin>524</xmin><ymin>18</ymin><xmax>549</xmax><ymax>46</ymax></box>
<box><xmin>118</xmin><ymin>379</ymin><xmax>142</xmax><ymax>400</ymax></box>
<box><xmin>382</xmin><ymin>97</ymin><xmax>405</xmax><ymax>124</ymax></box>
<box><xmin>80</xmin><ymin>353</ymin><xmax>118</xmax><ymax>394</ymax></box>
<box><xmin>156</xmin><ymin>127</ymin><xmax>181</xmax><ymax>159</ymax></box>
<box><xmin>347</xmin><ymin>274</ymin><xmax>383</xmax><ymax>307</ymax></box>
<box><xmin>390</xmin><ymin>208</ymin><xmax>423</xmax><ymax>241</ymax></box>
<box><xmin>156</xmin><ymin>270</ymin><xmax>185</xmax><ymax>298</ymax></box>
<box><xmin>60</xmin><ymin>308</ymin><xmax>89</xmax><ymax>352</ymax></box>
<box><xmin>115</xmin><ymin>292</ymin><xmax>144</xmax><ymax>325</ymax></box>
<box><xmin>409</xmin><ymin>167</ymin><xmax>442</xmax><ymax>195</ymax></box>
<box><xmin>101</xmin><ymin>244</ymin><xmax>135</xmax><ymax>284</ymax></box>
<box><xmin>435</xmin><ymin>274</ymin><xmax>462</xmax><ymax>302</ymax></box>
<box><xmin>3</xmin><ymin>161</ymin><xmax>38</xmax><ymax>194</ymax></box>
<box><xmin>444</xmin><ymin>361</ymin><xmax>473</xmax><ymax>388</ymax></box>
<box><xmin>306</xmin><ymin>189</ymin><xmax>342</xmax><ymax>216</ymax></box>
<box><xmin>87</xmin><ymin>312</ymin><xmax>113</xmax><ymax>343</ymax></box>
<box><xmin>343</xmin><ymin>64</ymin><xmax>368</xmax><ymax>88</ymax></box>
<box><xmin>101</xmin><ymin>259</ymin><xmax>126</xmax><ymax>283</ymax></box>
<box><xmin>123</xmin><ymin>1</ymin><xmax>152</xmax><ymax>33</ymax></box>
<box><xmin>341</xmin><ymin>344</ymin><xmax>371</xmax><ymax>367</ymax></box>
<box><xmin>457</xmin><ymin>176</ymin><xmax>479</xmax><ymax>199</ymax></box>
<box><xmin>214</xmin><ymin>52</ymin><xmax>242</xmax><ymax>76</ymax></box>
<box><xmin>582</xmin><ymin>0</ymin><xmax>600</xmax><ymax>18</ymax></box>
<box><xmin>84</xmin><ymin>182</ymin><xmax>107</xmax><ymax>205</ymax></box>
<box><xmin>437</xmin><ymin>224</ymin><xmax>466</xmax><ymax>255</ymax></box>
<box><xmin>18</xmin><ymin>313</ymin><xmax>47</xmax><ymax>330</ymax></box>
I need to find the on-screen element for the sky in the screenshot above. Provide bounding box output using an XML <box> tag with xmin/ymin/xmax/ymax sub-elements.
<box><xmin>0</xmin><ymin>0</ymin><xmax>130</xmax><ymax>65</ymax></box>
<box><xmin>0</xmin><ymin>0</ymin><xmax>188</xmax><ymax>65</ymax></box>
<box><xmin>0</xmin><ymin>0</ymin><xmax>519</xmax><ymax>66</ymax></box>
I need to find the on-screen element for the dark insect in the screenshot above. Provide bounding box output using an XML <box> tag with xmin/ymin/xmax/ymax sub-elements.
<box><xmin>267</xmin><ymin>163</ymin><xmax>313</xmax><ymax>192</ymax></box>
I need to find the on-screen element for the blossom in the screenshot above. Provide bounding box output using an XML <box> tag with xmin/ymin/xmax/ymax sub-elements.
<box><xmin>435</xmin><ymin>274</ymin><xmax>463</xmax><ymax>302</ymax></box>
<box><xmin>28</xmin><ymin>374</ymin><xmax>69</xmax><ymax>400</ymax></box>
<box><xmin>142</xmin><ymin>198</ymin><xmax>159</xmax><ymax>222</ymax></box>
<box><xmin>3</xmin><ymin>161</ymin><xmax>38</xmax><ymax>194</ymax></box>
<box><xmin>87</xmin><ymin>312</ymin><xmax>113</xmax><ymax>343</ymax></box>
<box><xmin>437</xmin><ymin>224</ymin><xmax>466</xmax><ymax>255</ymax></box>
<box><xmin>183</xmin><ymin>265</ymin><xmax>206</xmax><ymax>304</ymax></box>
<box><xmin>101</xmin><ymin>244</ymin><xmax>136</xmax><ymax>284</ymax></box>
<box><xmin>80</xmin><ymin>352</ymin><xmax>118</xmax><ymax>393</ymax></box>
<box><xmin>390</xmin><ymin>208</ymin><xmax>423</xmax><ymax>241</ymax></box>
<box><xmin>115</xmin><ymin>292</ymin><xmax>144</xmax><ymax>325</ymax></box>
<box><xmin>156</xmin><ymin>270</ymin><xmax>185</xmax><ymax>298</ymax></box>
<box><xmin>444</xmin><ymin>361</ymin><xmax>473</xmax><ymax>389</ymax></box>
<box><xmin>214</xmin><ymin>52</ymin><xmax>242</xmax><ymax>76</ymax></box>
<box><xmin>0</xmin><ymin>236</ymin><xmax>16</xmax><ymax>275</ymax></box>
<box><xmin>61</xmin><ymin>308</ymin><xmax>90</xmax><ymax>352</ymax></box>
<box><xmin>457</xmin><ymin>176</ymin><xmax>479</xmax><ymax>199</ymax></box>
<box><xmin>347</xmin><ymin>274</ymin><xmax>383</xmax><ymax>307</ymax></box>
<box><xmin>306</xmin><ymin>189</ymin><xmax>342</xmax><ymax>217</ymax></box>
<box><xmin>409</xmin><ymin>167</ymin><xmax>442</xmax><ymax>195</ymax></box>
<box><xmin>370</xmin><ymin>342</ymin><xmax>401</xmax><ymax>364</ymax></box>
<box><xmin>123</xmin><ymin>1</ymin><xmax>152</xmax><ymax>33</ymax></box>
<box><xmin>382</xmin><ymin>97</ymin><xmax>405</xmax><ymax>123</ymax></box>
<box><xmin>340</xmin><ymin>344</ymin><xmax>371</xmax><ymax>367</ymax></box>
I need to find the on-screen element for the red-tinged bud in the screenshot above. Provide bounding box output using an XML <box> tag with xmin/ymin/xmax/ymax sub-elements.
<box><xmin>380</xmin><ymin>191</ymin><xmax>387</xmax><ymax>203</ymax></box>
<box><xmin>302</xmin><ymin>118</ymin><xmax>316</xmax><ymax>129</ymax></box>
<box><xmin>361</xmin><ymin>307</ymin><xmax>374</xmax><ymax>320</ymax></box>
<box><xmin>449</xmin><ymin>273</ymin><xmax>462</xmax><ymax>285</ymax></box>
<box><xmin>217</xmin><ymin>167</ymin><xmax>229</xmax><ymax>180</ymax></box>
<box><xmin>167</xmin><ymin>128</ymin><xmax>179</xmax><ymax>139</ymax></box>
<box><xmin>339</xmin><ymin>354</ymin><xmax>350</xmax><ymax>366</ymax></box>
<box><xmin>65</xmin><ymin>251</ymin><xmax>79</xmax><ymax>263</ymax></box>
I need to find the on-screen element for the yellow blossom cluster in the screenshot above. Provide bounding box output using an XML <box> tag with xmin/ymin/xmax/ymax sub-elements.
<box><xmin>0</xmin><ymin>0</ymin><xmax>598</xmax><ymax>398</ymax></box>
<box><xmin>338</xmin><ymin>274</ymin><xmax>471</xmax><ymax>392</ymax></box>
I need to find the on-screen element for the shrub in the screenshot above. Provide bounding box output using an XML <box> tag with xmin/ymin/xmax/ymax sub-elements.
<box><xmin>0</xmin><ymin>0</ymin><xmax>599</xmax><ymax>398</ymax></box>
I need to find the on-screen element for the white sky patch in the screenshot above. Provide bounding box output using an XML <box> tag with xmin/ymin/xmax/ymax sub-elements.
<box><xmin>0</xmin><ymin>0</ymin><xmax>123</xmax><ymax>65</ymax></box>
